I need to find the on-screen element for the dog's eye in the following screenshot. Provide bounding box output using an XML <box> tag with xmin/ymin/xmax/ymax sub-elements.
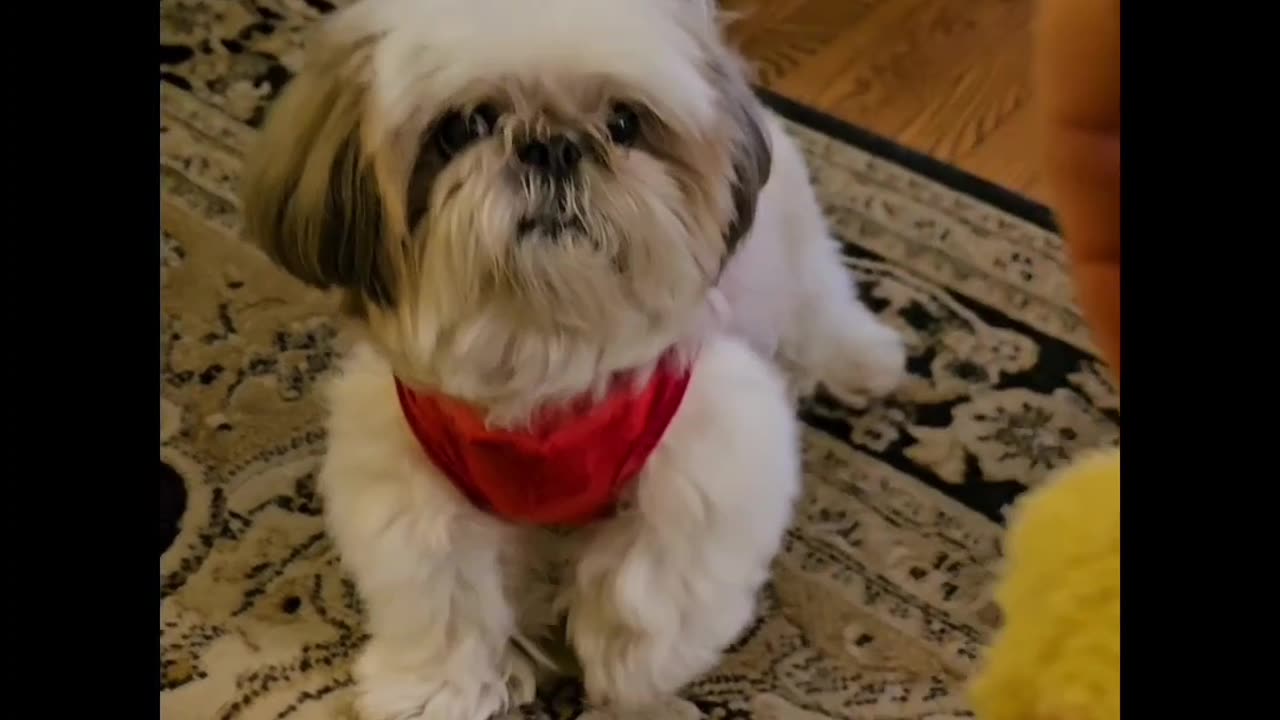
<box><xmin>436</xmin><ymin>105</ymin><xmax>499</xmax><ymax>157</ymax></box>
<box><xmin>472</xmin><ymin>104</ymin><xmax>499</xmax><ymax>135</ymax></box>
<box><xmin>606</xmin><ymin>104</ymin><xmax>640</xmax><ymax>146</ymax></box>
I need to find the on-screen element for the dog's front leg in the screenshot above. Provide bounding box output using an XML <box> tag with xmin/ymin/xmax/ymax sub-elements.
<box><xmin>565</xmin><ymin>336</ymin><xmax>802</xmax><ymax>714</ymax></box>
<box><xmin>317</xmin><ymin>347</ymin><xmax>539</xmax><ymax>720</ymax></box>
<box><xmin>322</xmin><ymin>464</ymin><xmax>534</xmax><ymax>720</ymax></box>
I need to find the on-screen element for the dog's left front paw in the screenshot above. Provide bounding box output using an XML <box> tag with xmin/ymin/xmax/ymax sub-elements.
<box><xmin>576</xmin><ymin>697</ymin><xmax>704</xmax><ymax>720</ymax></box>
<box><xmin>569</xmin><ymin>615</ymin><xmax>666</xmax><ymax>709</ymax></box>
<box><xmin>567</xmin><ymin>596</ymin><xmax>716</xmax><ymax>711</ymax></box>
<box><xmin>353</xmin><ymin>640</ymin><xmax>537</xmax><ymax>720</ymax></box>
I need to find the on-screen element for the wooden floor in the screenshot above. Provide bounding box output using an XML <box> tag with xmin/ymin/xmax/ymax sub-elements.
<box><xmin>722</xmin><ymin>0</ymin><xmax>1043</xmax><ymax>202</ymax></box>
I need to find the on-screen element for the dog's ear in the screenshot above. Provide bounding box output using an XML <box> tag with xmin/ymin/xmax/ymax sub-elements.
<box><xmin>713</xmin><ymin>56</ymin><xmax>773</xmax><ymax>256</ymax></box>
<box><xmin>239</xmin><ymin>52</ymin><xmax>396</xmax><ymax>307</ymax></box>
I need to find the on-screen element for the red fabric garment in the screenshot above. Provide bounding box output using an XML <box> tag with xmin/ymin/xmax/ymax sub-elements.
<box><xmin>394</xmin><ymin>362</ymin><xmax>693</xmax><ymax>526</ymax></box>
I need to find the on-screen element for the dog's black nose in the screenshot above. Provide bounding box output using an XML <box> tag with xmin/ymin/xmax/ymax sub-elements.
<box><xmin>517</xmin><ymin>134</ymin><xmax>582</xmax><ymax>177</ymax></box>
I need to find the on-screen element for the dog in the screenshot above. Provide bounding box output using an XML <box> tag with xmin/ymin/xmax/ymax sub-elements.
<box><xmin>239</xmin><ymin>0</ymin><xmax>906</xmax><ymax>717</ymax></box>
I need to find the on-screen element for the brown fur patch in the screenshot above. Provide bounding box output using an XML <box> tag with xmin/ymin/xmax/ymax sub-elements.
<box><xmin>239</xmin><ymin>42</ymin><xmax>398</xmax><ymax>308</ymax></box>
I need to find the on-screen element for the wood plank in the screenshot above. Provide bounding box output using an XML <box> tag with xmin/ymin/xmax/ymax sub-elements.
<box><xmin>721</xmin><ymin>0</ymin><xmax>1044</xmax><ymax>203</ymax></box>
<box><xmin>723</xmin><ymin>0</ymin><xmax>881</xmax><ymax>87</ymax></box>
<box><xmin>953</xmin><ymin>102</ymin><xmax>1044</xmax><ymax>200</ymax></box>
<box><xmin>892</xmin><ymin>20</ymin><xmax>1038</xmax><ymax>193</ymax></box>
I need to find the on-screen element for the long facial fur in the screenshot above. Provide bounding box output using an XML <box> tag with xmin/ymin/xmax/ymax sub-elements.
<box><xmin>240</xmin><ymin>0</ymin><xmax>772</xmax><ymax>425</ymax></box>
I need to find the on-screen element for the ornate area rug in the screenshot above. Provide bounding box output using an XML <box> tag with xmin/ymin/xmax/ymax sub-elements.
<box><xmin>160</xmin><ymin>2</ymin><xmax>1120</xmax><ymax>718</ymax></box>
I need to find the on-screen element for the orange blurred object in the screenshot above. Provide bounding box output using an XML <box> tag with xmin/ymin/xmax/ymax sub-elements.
<box><xmin>1034</xmin><ymin>0</ymin><xmax>1121</xmax><ymax>384</ymax></box>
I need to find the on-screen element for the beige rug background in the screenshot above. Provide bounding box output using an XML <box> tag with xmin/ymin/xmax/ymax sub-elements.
<box><xmin>160</xmin><ymin>2</ymin><xmax>1119</xmax><ymax>718</ymax></box>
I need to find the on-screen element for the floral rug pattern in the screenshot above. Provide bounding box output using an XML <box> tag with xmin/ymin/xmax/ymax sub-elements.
<box><xmin>159</xmin><ymin>1</ymin><xmax>1119</xmax><ymax>718</ymax></box>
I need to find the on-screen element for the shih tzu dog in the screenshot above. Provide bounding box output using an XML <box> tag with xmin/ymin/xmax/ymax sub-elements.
<box><xmin>239</xmin><ymin>0</ymin><xmax>906</xmax><ymax>717</ymax></box>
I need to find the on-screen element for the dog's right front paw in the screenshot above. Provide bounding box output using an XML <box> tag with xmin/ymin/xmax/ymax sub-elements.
<box><xmin>354</xmin><ymin>643</ymin><xmax>536</xmax><ymax>720</ymax></box>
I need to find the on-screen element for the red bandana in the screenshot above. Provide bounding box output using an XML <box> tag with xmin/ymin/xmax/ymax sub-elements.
<box><xmin>394</xmin><ymin>362</ymin><xmax>692</xmax><ymax>526</ymax></box>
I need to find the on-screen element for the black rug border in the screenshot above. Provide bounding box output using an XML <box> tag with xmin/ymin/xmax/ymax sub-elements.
<box><xmin>755</xmin><ymin>87</ymin><xmax>1059</xmax><ymax>234</ymax></box>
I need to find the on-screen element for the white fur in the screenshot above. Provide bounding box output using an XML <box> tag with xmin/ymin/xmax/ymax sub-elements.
<box><xmin>720</xmin><ymin>114</ymin><xmax>908</xmax><ymax>400</ymax></box>
<box><xmin>340</xmin><ymin>0</ymin><xmax>722</xmax><ymax>145</ymax></box>
<box><xmin>323</xmin><ymin>334</ymin><xmax>805</xmax><ymax>718</ymax></box>
<box><xmin>321</xmin><ymin>122</ymin><xmax>905</xmax><ymax>719</ymax></box>
<box><xmin>272</xmin><ymin>1</ymin><xmax>907</xmax><ymax>718</ymax></box>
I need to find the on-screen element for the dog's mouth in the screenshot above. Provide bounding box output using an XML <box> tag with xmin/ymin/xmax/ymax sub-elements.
<box><xmin>516</xmin><ymin>213</ymin><xmax>586</xmax><ymax>239</ymax></box>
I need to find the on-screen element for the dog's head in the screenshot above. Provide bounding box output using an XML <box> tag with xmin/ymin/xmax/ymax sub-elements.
<box><xmin>240</xmin><ymin>0</ymin><xmax>771</xmax><ymax>419</ymax></box>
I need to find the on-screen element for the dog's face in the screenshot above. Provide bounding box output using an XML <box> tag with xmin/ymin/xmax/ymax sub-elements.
<box><xmin>241</xmin><ymin>0</ymin><xmax>771</xmax><ymax>416</ymax></box>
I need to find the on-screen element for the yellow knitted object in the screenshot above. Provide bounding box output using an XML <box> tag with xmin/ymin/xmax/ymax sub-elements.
<box><xmin>969</xmin><ymin>449</ymin><xmax>1120</xmax><ymax>720</ymax></box>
